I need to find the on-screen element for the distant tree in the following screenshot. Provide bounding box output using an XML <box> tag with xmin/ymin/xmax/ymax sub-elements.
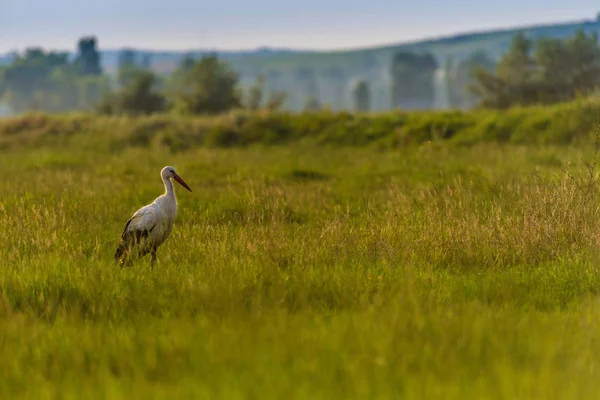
<box><xmin>117</xmin><ymin>49</ymin><xmax>140</xmax><ymax>88</ymax></box>
<box><xmin>471</xmin><ymin>33</ymin><xmax>537</xmax><ymax>108</ymax></box>
<box><xmin>352</xmin><ymin>80</ymin><xmax>371</xmax><ymax>112</ymax></box>
<box><xmin>168</xmin><ymin>54</ymin><xmax>241</xmax><ymax>115</ymax></box>
<box><xmin>178</xmin><ymin>54</ymin><xmax>196</xmax><ymax>72</ymax></box>
<box><xmin>243</xmin><ymin>75</ymin><xmax>287</xmax><ymax>112</ymax></box>
<box><xmin>265</xmin><ymin>91</ymin><xmax>287</xmax><ymax>111</ymax></box>
<box><xmin>471</xmin><ymin>30</ymin><xmax>600</xmax><ymax>108</ymax></box>
<box><xmin>446</xmin><ymin>51</ymin><xmax>495</xmax><ymax>109</ymax></box>
<box><xmin>97</xmin><ymin>70</ymin><xmax>165</xmax><ymax>115</ymax></box>
<box><xmin>74</xmin><ymin>36</ymin><xmax>102</xmax><ymax>76</ymax></box>
<box><xmin>78</xmin><ymin>75</ymin><xmax>110</xmax><ymax>110</ymax></box>
<box><xmin>534</xmin><ymin>36</ymin><xmax>573</xmax><ymax>102</ymax></box>
<box><xmin>390</xmin><ymin>51</ymin><xmax>438</xmax><ymax>109</ymax></box>
<box><xmin>324</xmin><ymin>66</ymin><xmax>346</xmax><ymax>109</ymax></box>
<box><xmin>118</xmin><ymin>49</ymin><xmax>137</xmax><ymax>69</ymax></box>
<box><xmin>117</xmin><ymin>65</ymin><xmax>140</xmax><ymax>88</ymax></box>
<box><xmin>0</xmin><ymin>40</ymin><xmax>110</xmax><ymax>114</ymax></box>
<box><xmin>245</xmin><ymin>75</ymin><xmax>265</xmax><ymax>110</ymax></box>
<box><xmin>0</xmin><ymin>48</ymin><xmax>75</xmax><ymax>113</ymax></box>
<box><xmin>295</xmin><ymin>67</ymin><xmax>319</xmax><ymax>107</ymax></box>
<box><xmin>563</xmin><ymin>31</ymin><xmax>600</xmax><ymax>95</ymax></box>
<box><xmin>165</xmin><ymin>55</ymin><xmax>192</xmax><ymax>103</ymax></box>
<box><xmin>118</xmin><ymin>71</ymin><xmax>165</xmax><ymax>115</ymax></box>
<box><xmin>497</xmin><ymin>33</ymin><xmax>536</xmax><ymax>86</ymax></box>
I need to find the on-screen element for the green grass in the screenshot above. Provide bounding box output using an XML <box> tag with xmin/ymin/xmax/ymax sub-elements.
<box><xmin>2</xmin><ymin>98</ymin><xmax>600</xmax><ymax>153</ymax></box>
<box><xmin>2</xmin><ymin>113</ymin><xmax>600</xmax><ymax>398</ymax></box>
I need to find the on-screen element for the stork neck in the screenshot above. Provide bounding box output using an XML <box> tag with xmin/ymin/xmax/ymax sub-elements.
<box><xmin>163</xmin><ymin>177</ymin><xmax>175</xmax><ymax>197</ymax></box>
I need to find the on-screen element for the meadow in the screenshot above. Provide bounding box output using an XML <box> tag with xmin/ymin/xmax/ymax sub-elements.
<box><xmin>2</xmin><ymin>107</ymin><xmax>600</xmax><ymax>399</ymax></box>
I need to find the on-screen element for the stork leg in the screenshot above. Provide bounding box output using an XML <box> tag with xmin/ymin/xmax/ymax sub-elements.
<box><xmin>150</xmin><ymin>248</ymin><xmax>157</xmax><ymax>266</ymax></box>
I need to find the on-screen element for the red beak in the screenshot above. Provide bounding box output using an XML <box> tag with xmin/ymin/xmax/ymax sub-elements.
<box><xmin>173</xmin><ymin>174</ymin><xmax>192</xmax><ymax>192</ymax></box>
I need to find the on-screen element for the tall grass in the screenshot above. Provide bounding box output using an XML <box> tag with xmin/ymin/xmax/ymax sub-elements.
<box><xmin>1</xmin><ymin>111</ymin><xmax>600</xmax><ymax>397</ymax></box>
<box><xmin>1</xmin><ymin>97</ymin><xmax>599</xmax><ymax>153</ymax></box>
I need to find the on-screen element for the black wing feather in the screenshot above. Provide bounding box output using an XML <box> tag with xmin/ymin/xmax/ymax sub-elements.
<box><xmin>114</xmin><ymin>217</ymin><xmax>157</xmax><ymax>266</ymax></box>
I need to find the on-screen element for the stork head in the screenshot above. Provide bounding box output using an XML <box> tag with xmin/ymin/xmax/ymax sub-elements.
<box><xmin>161</xmin><ymin>166</ymin><xmax>192</xmax><ymax>192</ymax></box>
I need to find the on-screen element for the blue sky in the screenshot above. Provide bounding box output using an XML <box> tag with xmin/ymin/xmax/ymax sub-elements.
<box><xmin>0</xmin><ymin>0</ymin><xmax>598</xmax><ymax>52</ymax></box>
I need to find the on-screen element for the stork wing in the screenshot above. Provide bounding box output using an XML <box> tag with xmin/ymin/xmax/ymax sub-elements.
<box><xmin>115</xmin><ymin>204</ymin><xmax>160</xmax><ymax>265</ymax></box>
<box><xmin>121</xmin><ymin>205</ymin><xmax>158</xmax><ymax>240</ymax></box>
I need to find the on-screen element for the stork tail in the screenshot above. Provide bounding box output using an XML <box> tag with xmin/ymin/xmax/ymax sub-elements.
<box><xmin>114</xmin><ymin>225</ymin><xmax>155</xmax><ymax>267</ymax></box>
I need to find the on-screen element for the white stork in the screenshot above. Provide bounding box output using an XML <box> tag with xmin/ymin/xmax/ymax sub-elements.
<box><xmin>115</xmin><ymin>166</ymin><xmax>192</xmax><ymax>267</ymax></box>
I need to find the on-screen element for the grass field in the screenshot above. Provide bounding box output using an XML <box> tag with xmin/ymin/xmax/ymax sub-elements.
<box><xmin>2</xmin><ymin>115</ymin><xmax>600</xmax><ymax>398</ymax></box>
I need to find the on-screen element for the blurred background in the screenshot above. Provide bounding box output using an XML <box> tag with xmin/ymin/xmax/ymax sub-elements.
<box><xmin>0</xmin><ymin>0</ymin><xmax>599</xmax><ymax>116</ymax></box>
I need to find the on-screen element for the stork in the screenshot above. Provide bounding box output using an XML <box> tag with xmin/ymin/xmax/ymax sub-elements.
<box><xmin>114</xmin><ymin>166</ymin><xmax>192</xmax><ymax>267</ymax></box>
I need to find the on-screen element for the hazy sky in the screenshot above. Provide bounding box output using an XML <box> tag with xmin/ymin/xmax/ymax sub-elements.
<box><xmin>0</xmin><ymin>0</ymin><xmax>598</xmax><ymax>52</ymax></box>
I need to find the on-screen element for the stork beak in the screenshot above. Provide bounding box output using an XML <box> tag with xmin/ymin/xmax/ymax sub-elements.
<box><xmin>173</xmin><ymin>174</ymin><xmax>192</xmax><ymax>192</ymax></box>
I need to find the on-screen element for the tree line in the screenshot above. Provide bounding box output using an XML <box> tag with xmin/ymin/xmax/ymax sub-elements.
<box><xmin>354</xmin><ymin>29</ymin><xmax>600</xmax><ymax>111</ymax></box>
<box><xmin>0</xmin><ymin>37</ymin><xmax>286</xmax><ymax>116</ymax></box>
<box><xmin>1</xmin><ymin>29</ymin><xmax>599</xmax><ymax>116</ymax></box>
<box><xmin>0</xmin><ymin>37</ymin><xmax>108</xmax><ymax>114</ymax></box>
<box><xmin>470</xmin><ymin>31</ymin><xmax>600</xmax><ymax>108</ymax></box>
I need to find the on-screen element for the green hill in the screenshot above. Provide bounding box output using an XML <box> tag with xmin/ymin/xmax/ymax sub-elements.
<box><xmin>102</xmin><ymin>19</ymin><xmax>600</xmax><ymax>73</ymax></box>
<box><xmin>206</xmin><ymin>19</ymin><xmax>600</xmax><ymax>111</ymax></box>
